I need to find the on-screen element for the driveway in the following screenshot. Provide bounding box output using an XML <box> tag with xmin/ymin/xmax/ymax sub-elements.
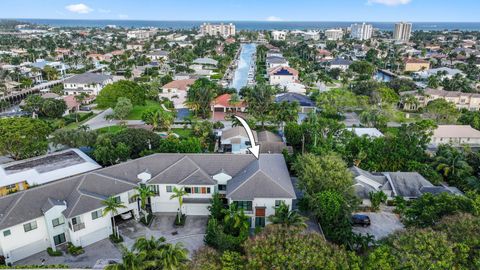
<box><xmin>118</xmin><ymin>213</ymin><xmax>208</xmax><ymax>257</ymax></box>
<box><xmin>84</xmin><ymin>108</ymin><xmax>144</xmax><ymax>130</ymax></box>
<box><xmin>14</xmin><ymin>239</ymin><xmax>121</xmax><ymax>269</ymax></box>
<box><xmin>352</xmin><ymin>207</ymin><xmax>405</xmax><ymax>240</ymax></box>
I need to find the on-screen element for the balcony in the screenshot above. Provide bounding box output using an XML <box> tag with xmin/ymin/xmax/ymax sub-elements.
<box><xmin>69</xmin><ymin>222</ymin><xmax>85</xmax><ymax>232</ymax></box>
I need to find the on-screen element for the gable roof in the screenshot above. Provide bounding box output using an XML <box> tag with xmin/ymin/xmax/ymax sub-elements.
<box><xmin>0</xmin><ymin>153</ymin><xmax>293</xmax><ymax>230</ymax></box>
<box><xmin>162</xmin><ymin>79</ymin><xmax>196</xmax><ymax>91</ymax></box>
<box><xmin>227</xmin><ymin>154</ymin><xmax>295</xmax><ymax>200</ymax></box>
<box><xmin>275</xmin><ymin>93</ymin><xmax>315</xmax><ymax>107</ymax></box>
<box><xmin>268</xmin><ymin>66</ymin><xmax>299</xmax><ymax>77</ymax></box>
<box><xmin>64</xmin><ymin>73</ymin><xmax>112</xmax><ymax>84</ymax></box>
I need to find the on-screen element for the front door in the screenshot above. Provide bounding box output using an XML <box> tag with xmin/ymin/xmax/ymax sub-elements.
<box><xmin>53</xmin><ymin>233</ymin><xmax>66</xmax><ymax>246</ymax></box>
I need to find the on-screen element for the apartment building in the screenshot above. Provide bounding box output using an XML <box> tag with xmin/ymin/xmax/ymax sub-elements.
<box><xmin>0</xmin><ymin>153</ymin><xmax>295</xmax><ymax>264</ymax></box>
<box><xmin>400</xmin><ymin>88</ymin><xmax>480</xmax><ymax>111</ymax></box>
<box><xmin>325</xmin><ymin>29</ymin><xmax>344</xmax><ymax>41</ymax></box>
<box><xmin>350</xmin><ymin>23</ymin><xmax>373</xmax><ymax>40</ymax></box>
<box><xmin>271</xmin><ymin>30</ymin><xmax>287</xmax><ymax>41</ymax></box>
<box><xmin>200</xmin><ymin>23</ymin><xmax>236</xmax><ymax>38</ymax></box>
<box><xmin>394</xmin><ymin>22</ymin><xmax>413</xmax><ymax>42</ymax></box>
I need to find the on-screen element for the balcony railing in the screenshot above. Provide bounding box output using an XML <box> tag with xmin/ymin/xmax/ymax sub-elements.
<box><xmin>70</xmin><ymin>222</ymin><xmax>85</xmax><ymax>232</ymax></box>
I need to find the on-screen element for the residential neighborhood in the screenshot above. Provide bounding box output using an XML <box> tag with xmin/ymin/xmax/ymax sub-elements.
<box><xmin>0</xmin><ymin>1</ymin><xmax>480</xmax><ymax>269</ymax></box>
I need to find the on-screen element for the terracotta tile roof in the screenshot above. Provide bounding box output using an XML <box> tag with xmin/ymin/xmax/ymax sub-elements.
<box><xmin>213</xmin><ymin>93</ymin><xmax>246</xmax><ymax>108</ymax></box>
<box><xmin>162</xmin><ymin>79</ymin><xmax>196</xmax><ymax>91</ymax></box>
<box><xmin>404</xmin><ymin>58</ymin><xmax>430</xmax><ymax>64</ymax></box>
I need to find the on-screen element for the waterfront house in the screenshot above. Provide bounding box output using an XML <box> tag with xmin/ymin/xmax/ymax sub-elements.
<box><xmin>266</xmin><ymin>56</ymin><xmax>289</xmax><ymax>69</ymax></box>
<box><xmin>0</xmin><ymin>153</ymin><xmax>295</xmax><ymax>264</ymax></box>
<box><xmin>268</xmin><ymin>66</ymin><xmax>299</xmax><ymax>86</ymax></box>
<box><xmin>399</xmin><ymin>88</ymin><xmax>480</xmax><ymax>111</ymax></box>
<box><xmin>160</xmin><ymin>79</ymin><xmax>196</xmax><ymax>109</ymax></box>
<box><xmin>220</xmin><ymin>127</ymin><xmax>290</xmax><ymax>155</ymax></box>
<box><xmin>211</xmin><ymin>93</ymin><xmax>247</xmax><ymax>114</ymax></box>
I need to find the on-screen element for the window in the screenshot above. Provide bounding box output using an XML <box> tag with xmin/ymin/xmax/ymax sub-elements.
<box><xmin>91</xmin><ymin>210</ymin><xmax>102</xmax><ymax>220</ymax></box>
<box><xmin>5</xmin><ymin>184</ymin><xmax>16</xmax><ymax>190</ymax></box>
<box><xmin>3</xmin><ymin>230</ymin><xmax>11</xmax><ymax>237</ymax></box>
<box><xmin>52</xmin><ymin>217</ymin><xmax>65</xmax><ymax>227</ymax></box>
<box><xmin>53</xmin><ymin>233</ymin><xmax>66</xmax><ymax>246</ymax></box>
<box><xmin>166</xmin><ymin>186</ymin><xmax>173</xmax><ymax>193</ymax></box>
<box><xmin>235</xmin><ymin>201</ymin><xmax>252</xmax><ymax>212</ymax></box>
<box><xmin>150</xmin><ymin>185</ymin><xmax>159</xmax><ymax>196</ymax></box>
<box><xmin>275</xmin><ymin>200</ymin><xmax>284</xmax><ymax>207</ymax></box>
<box><xmin>255</xmin><ymin>217</ymin><xmax>265</xmax><ymax>228</ymax></box>
<box><xmin>114</xmin><ymin>196</ymin><xmax>121</xmax><ymax>203</ymax></box>
<box><xmin>128</xmin><ymin>191</ymin><xmax>137</xmax><ymax>204</ymax></box>
<box><xmin>185</xmin><ymin>187</ymin><xmax>192</xmax><ymax>193</ymax></box>
<box><xmin>194</xmin><ymin>187</ymin><xmax>200</xmax><ymax>194</ymax></box>
<box><xmin>71</xmin><ymin>216</ymin><xmax>81</xmax><ymax>225</ymax></box>
<box><xmin>23</xmin><ymin>221</ymin><xmax>38</xmax><ymax>232</ymax></box>
<box><xmin>218</xmin><ymin>185</ymin><xmax>227</xmax><ymax>191</ymax></box>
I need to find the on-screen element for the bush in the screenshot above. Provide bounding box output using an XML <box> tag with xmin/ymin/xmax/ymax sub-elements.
<box><xmin>66</xmin><ymin>242</ymin><xmax>84</xmax><ymax>256</ymax></box>
<box><xmin>109</xmin><ymin>234</ymin><xmax>124</xmax><ymax>244</ymax></box>
<box><xmin>174</xmin><ymin>213</ymin><xmax>186</xmax><ymax>226</ymax></box>
<box><xmin>46</xmin><ymin>247</ymin><xmax>62</xmax><ymax>256</ymax></box>
<box><xmin>0</xmin><ymin>265</ymin><xmax>69</xmax><ymax>269</ymax></box>
<box><xmin>140</xmin><ymin>213</ymin><xmax>154</xmax><ymax>226</ymax></box>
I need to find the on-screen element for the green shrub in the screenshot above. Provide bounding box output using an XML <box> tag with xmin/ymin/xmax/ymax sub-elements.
<box><xmin>140</xmin><ymin>213</ymin><xmax>154</xmax><ymax>226</ymax></box>
<box><xmin>46</xmin><ymin>247</ymin><xmax>62</xmax><ymax>256</ymax></box>
<box><xmin>109</xmin><ymin>234</ymin><xmax>124</xmax><ymax>244</ymax></box>
<box><xmin>66</xmin><ymin>242</ymin><xmax>84</xmax><ymax>256</ymax></box>
<box><xmin>174</xmin><ymin>213</ymin><xmax>186</xmax><ymax>226</ymax></box>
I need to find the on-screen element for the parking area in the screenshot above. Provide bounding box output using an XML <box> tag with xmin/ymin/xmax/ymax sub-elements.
<box><xmin>118</xmin><ymin>213</ymin><xmax>208</xmax><ymax>256</ymax></box>
<box><xmin>15</xmin><ymin>214</ymin><xmax>208</xmax><ymax>268</ymax></box>
<box><xmin>352</xmin><ymin>208</ymin><xmax>405</xmax><ymax>240</ymax></box>
<box><xmin>15</xmin><ymin>238</ymin><xmax>121</xmax><ymax>269</ymax></box>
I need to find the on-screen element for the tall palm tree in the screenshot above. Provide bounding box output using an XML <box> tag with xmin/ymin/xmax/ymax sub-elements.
<box><xmin>157</xmin><ymin>242</ymin><xmax>188</xmax><ymax>270</ymax></box>
<box><xmin>106</xmin><ymin>245</ymin><xmax>153</xmax><ymax>270</ymax></box>
<box><xmin>268</xmin><ymin>201</ymin><xmax>307</xmax><ymax>228</ymax></box>
<box><xmin>131</xmin><ymin>184</ymin><xmax>155</xmax><ymax>223</ymax></box>
<box><xmin>102</xmin><ymin>196</ymin><xmax>127</xmax><ymax>238</ymax></box>
<box><xmin>169</xmin><ymin>187</ymin><xmax>188</xmax><ymax>223</ymax></box>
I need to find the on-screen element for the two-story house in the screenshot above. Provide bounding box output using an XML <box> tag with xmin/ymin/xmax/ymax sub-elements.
<box><xmin>63</xmin><ymin>73</ymin><xmax>114</xmax><ymax>96</ymax></box>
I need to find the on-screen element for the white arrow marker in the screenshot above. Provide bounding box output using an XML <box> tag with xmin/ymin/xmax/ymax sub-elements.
<box><xmin>234</xmin><ymin>115</ymin><xmax>260</xmax><ymax>159</ymax></box>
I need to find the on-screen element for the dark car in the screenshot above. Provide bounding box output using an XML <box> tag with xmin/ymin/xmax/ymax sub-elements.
<box><xmin>352</xmin><ymin>214</ymin><xmax>371</xmax><ymax>227</ymax></box>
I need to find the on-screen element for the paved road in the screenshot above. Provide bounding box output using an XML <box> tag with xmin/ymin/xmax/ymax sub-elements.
<box><xmin>84</xmin><ymin>109</ymin><xmax>144</xmax><ymax>130</ymax></box>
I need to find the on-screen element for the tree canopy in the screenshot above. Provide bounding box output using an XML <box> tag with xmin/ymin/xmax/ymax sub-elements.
<box><xmin>96</xmin><ymin>80</ymin><xmax>147</xmax><ymax>108</ymax></box>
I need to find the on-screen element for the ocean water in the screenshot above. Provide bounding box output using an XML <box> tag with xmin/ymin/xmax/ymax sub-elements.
<box><xmin>13</xmin><ymin>19</ymin><xmax>480</xmax><ymax>31</ymax></box>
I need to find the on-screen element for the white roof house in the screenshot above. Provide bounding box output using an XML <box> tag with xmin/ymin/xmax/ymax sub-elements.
<box><xmin>0</xmin><ymin>149</ymin><xmax>101</xmax><ymax>189</ymax></box>
<box><xmin>349</xmin><ymin>128</ymin><xmax>384</xmax><ymax>138</ymax></box>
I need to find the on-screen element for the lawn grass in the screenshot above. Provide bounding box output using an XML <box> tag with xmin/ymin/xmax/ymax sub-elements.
<box><xmin>126</xmin><ymin>100</ymin><xmax>163</xmax><ymax>120</ymax></box>
<box><xmin>171</xmin><ymin>128</ymin><xmax>193</xmax><ymax>138</ymax></box>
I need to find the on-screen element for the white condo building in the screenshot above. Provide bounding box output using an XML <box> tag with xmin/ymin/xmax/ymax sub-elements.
<box><xmin>350</xmin><ymin>23</ymin><xmax>373</xmax><ymax>40</ymax></box>
<box><xmin>200</xmin><ymin>23</ymin><xmax>236</xmax><ymax>38</ymax></box>
<box><xmin>394</xmin><ymin>22</ymin><xmax>412</xmax><ymax>42</ymax></box>
<box><xmin>325</xmin><ymin>29</ymin><xmax>344</xmax><ymax>41</ymax></box>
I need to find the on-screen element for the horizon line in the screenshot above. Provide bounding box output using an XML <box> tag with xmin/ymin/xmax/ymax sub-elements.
<box><xmin>4</xmin><ymin>18</ymin><xmax>480</xmax><ymax>24</ymax></box>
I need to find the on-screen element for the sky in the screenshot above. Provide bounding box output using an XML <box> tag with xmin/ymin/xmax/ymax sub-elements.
<box><xmin>0</xmin><ymin>0</ymin><xmax>479</xmax><ymax>22</ymax></box>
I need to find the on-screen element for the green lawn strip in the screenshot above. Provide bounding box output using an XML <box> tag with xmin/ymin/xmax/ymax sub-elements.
<box><xmin>126</xmin><ymin>100</ymin><xmax>164</xmax><ymax>120</ymax></box>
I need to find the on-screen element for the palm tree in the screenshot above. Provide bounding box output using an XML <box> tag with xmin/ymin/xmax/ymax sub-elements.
<box><xmin>106</xmin><ymin>245</ymin><xmax>153</xmax><ymax>270</ymax></box>
<box><xmin>267</xmin><ymin>201</ymin><xmax>307</xmax><ymax>228</ymax></box>
<box><xmin>102</xmin><ymin>196</ymin><xmax>127</xmax><ymax>238</ymax></box>
<box><xmin>157</xmin><ymin>242</ymin><xmax>188</xmax><ymax>270</ymax></box>
<box><xmin>131</xmin><ymin>184</ymin><xmax>155</xmax><ymax>223</ymax></box>
<box><xmin>169</xmin><ymin>187</ymin><xmax>188</xmax><ymax>223</ymax></box>
<box><xmin>222</xmin><ymin>203</ymin><xmax>249</xmax><ymax>233</ymax></box>
<box><xmin>133</xmin><ymin>236</ymin><xmax>166</xmax><ymax>253</ymax></box>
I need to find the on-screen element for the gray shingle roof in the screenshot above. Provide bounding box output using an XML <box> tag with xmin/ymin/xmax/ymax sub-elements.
<box><xmin>386</xmin><ymin>172</ymin><xmax>433</xmax><ymax>198</ymax></box>
<box><xmin>0</xmin><ymin>153</ymin><xmax>293</xmax><ymax>230</ymax></box>
<box><xmin>64</xmin><ymin>73</ymin><xmax>112</xmax><ymax>84</ymax></box>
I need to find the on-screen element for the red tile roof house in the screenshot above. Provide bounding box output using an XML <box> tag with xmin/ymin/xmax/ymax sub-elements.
<box><xmin>160</xmin><ymin>79</ymin><xmax>196</xmax><ymax>109</ymax></box>
<box><xmin>211</xmin><ymin>94</ymin><xmax>247</xmax><ymax>121</ymax></box>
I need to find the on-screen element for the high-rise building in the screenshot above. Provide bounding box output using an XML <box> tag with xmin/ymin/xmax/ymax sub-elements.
<box><xmin>325</xmin><ymin>29</ymin><xmax>344</xmax><ymax>41</ymax></box>
<box><xmin>350</xmin><ymin>23</ymin><xmax>373</xmax><ymax>40</ymax></box>
<box><xmin>200</xmin><ymin>23</ymin><xmax>236</xmax><ymax>38</ymax></box>
<box><xmin>394</xmin><ymin>22</ymin><xmax>412</xmax><ymax>42</ymax></box>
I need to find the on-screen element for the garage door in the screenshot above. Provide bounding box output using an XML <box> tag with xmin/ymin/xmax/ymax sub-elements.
<box><xmin>9</xmin><ymin>239</ymin><xmax>47</xmax><ymax>263</ymax></box>
<box><xmin>185</xmin><ymin>204</ymin><xmax>210</xmax><ymax>216</ymax></box>
<box><xmin>153</xmin><ymin>202</ymin><xmax>178</xmax><ymax>213</ymax></box>
<box><xmin>79</xmin><ymin>227</ymin><xmax>110</xmax><ymax>247</ymax></box>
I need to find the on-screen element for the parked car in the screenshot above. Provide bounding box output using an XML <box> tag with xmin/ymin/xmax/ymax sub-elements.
<box><xmin>79</xmin><ymin>106</ymin><xmax>92</xmax><ymax>111</ymax></box>
<box><xmin>352</xmin><ymin>214</ymin><xmax>371</xmax><ymax>227</ymax></box>
<box><xmin>120</xmin><ymin>211</ymin><xmax>133</xmax><ymax>220</ymax></box>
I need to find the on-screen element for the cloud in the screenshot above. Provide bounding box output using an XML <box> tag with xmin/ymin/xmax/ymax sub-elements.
<box><xmin>65</xmin><ymin>3</ymin><xmax>93</xmax><ymax>14</ymax></box>
<box><xmin>367</xmin><ymin>0</ymin><xmax>412</xmax><ymax>6</ymax></box>
<box><xmin>266</xmin><ymin>16</ymin><xmax>283</xmax><ymax>22</ymax></box>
